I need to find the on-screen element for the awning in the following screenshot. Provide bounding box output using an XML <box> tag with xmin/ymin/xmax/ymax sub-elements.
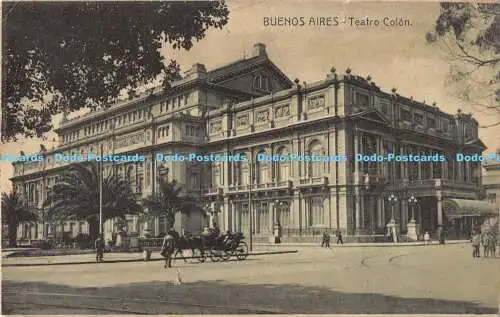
<box><xmin>443</xmin><ymin>199</ymin><xmax>499</xmax><ymax>220</ymax></box>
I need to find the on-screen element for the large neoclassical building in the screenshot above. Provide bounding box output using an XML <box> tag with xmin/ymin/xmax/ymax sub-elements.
<box><xmin>12</xmin><ymin>43</ymin><xmax>496</xmax><ymax>243</ymax></box>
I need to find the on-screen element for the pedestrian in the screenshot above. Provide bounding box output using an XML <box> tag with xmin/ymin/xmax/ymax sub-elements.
<box><xmin>471</xmin><ymin>231</ymin><xmax>481</xmax><ymax>258</ymax></box>
<box><xmin>321</xmin><ymin>233</ymin><xmax>328</xmax><ymax>247</ymax></box>
<box><xmin>336</xmin><ymin>230</ymin><xmax>343</xmax><ymax>245</ymax></box>
<box><xmin>161</xmin><ymin>228</ymin><xmax>176</xmax><ymax>268</ymax></box>
<box><xmin>424</xmin><ymin>231</ymin><xmax>430</xmax><ymax>245</ymax></box>
<box><xmin>95</xmin><ymin>234</ymin><xmax>105</xmax><ymax>263</ymax></box>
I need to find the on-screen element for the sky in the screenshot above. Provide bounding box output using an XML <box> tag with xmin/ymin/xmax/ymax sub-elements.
<box><xmin>2</xmin><ymin>0</ymin><xmax>499</xmax><ymax>192</ymax></box>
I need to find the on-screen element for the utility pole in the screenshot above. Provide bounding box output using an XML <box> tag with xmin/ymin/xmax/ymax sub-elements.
<box><xmin>248</xmin><ymin>154</ymin><xmax>253</xmax><ymax>251</ymax></box>
<box><xmin>99</xmin><ymin>142</ymin><xmax>104</xmax><ymax>236</ymax></box>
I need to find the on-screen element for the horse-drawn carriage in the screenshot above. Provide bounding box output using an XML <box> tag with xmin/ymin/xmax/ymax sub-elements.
<box><xmin>173</xmin><ymin>230</ymin><xmax>249</xmax><ymax>263</ymax></box>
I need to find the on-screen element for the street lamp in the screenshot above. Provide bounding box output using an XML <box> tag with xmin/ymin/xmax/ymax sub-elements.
<box><xmin>408</xmin><ymin>195</ymin><xmax>418</xmax><ymax>222</ymax></box>
<box><xmin>387</xmin><ymin>193</ymin><xmax>398</xmax><ymax>221</ymax></box>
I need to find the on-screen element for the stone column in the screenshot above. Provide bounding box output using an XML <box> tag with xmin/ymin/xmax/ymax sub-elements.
<box><xmin>436</xmin><ymin>193</ymin><xmax>443</xmax><ymax>227</ymax></box>
<box><xmin>154</xmin><ymin>216</ymin><xmax>159</xmax><ymax>236</ymax></box>
<box><xmin>377</xmin><ymin>198</ymin><xmax>383</xmax><ymax>228</ymax></box>
<box><xmin>355</xmin><ymin>188</ymin><xmax>361</xmax><ymax>232</ymax></box>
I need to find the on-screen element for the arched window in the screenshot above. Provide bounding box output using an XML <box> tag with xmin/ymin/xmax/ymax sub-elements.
<box><xmin>256</xmin><ymin>150</ymin><xmax>269</xmax><ymax>184</ymax></box>
<box><xmin>308</xmin><ymin>140</ymin><xmax>323</xmax><ymax>178</ymax></box>
<box><xmin>277</xmin><ymin>202</ymin><xmax>290</xmax><ymax>228</ymax></box>
<box><xmin>276</xmin><ymin>147</ymin><xmax>289</xmax><ymax>182</ymax></box>
<box><xmin>212</xmin><ymin>162</ymin><xmax>220</xmax><ymax>187</ymax></box>
<box><xmin>256</xmin><ymin>202</ymin><xmax>269</xmax><ymax>234</ymax></box>
<box><xmin>308</xmin><ymin>197</ymin><xmax>325</xmax><ymax>227</ymax></box>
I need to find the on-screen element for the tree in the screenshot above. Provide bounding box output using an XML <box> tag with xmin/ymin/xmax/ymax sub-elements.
<box><xmin>141</xmin><ymin>179</ymin><xmax>202</xmax><ymax>233</ymax></box>
<box><xmin>2</xmin><ymin>1</ymin><xmax>229</xmax><ymax>141</ymax></box>
<box><xmin>1</xmin><ymin>190</ymin><xmax>39</xmax><ymax>247</ymax></box>
<box><xmin>44</xmin><ymin>163</ymin><xmax>143</xmax><ymax>239</ymax></box>
<box><xmin>426</xmin><ymin>3</ymin><xmax>500</xmax><ymax>127</ymax></box>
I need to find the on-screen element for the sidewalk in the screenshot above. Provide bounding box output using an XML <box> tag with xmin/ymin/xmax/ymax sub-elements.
<box><xmin>255</xmin><ymin>240</ymin><xmax>470</xmax><ymax>247</ymax></box>
<box><xmin>1</xmin><ymin>246</ymin><xmax>298</xmax><ymax>267</ymax></box>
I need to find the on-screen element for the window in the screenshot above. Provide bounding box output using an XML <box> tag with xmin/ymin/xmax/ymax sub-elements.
<box><xmin>357</xmin><ymin>93</ymin><xmax>370</xmax><ymax>107</ymax></box>
<box><xmin>256</xmin><ymin>202</ymin><xmax>269</xmax><ymax>234</ymax></box>
<box><xmin>400</xmin><ymin>108</ymin><xmax>412</xmax><ymax>122</ymax></box>
<box><xmin>184</xmin><ymin>94</ymin><xmax>189</xmax><ymax>105</ymax></box>
<box><xmin>381</xmin><ymin>103</ymin><xmax>389</xmax><ymax>114</ymax></box>
<box><xmin>309</xmin><ymin>197</ymin><xmax>324</xmax><ymax>227</ymax></box>
<box><xmin>173</xmin><ymin>97</ymin><xmax>177</xmax><ymax>108</ymax></box>
<box><xmin>488</xmin><ymin>193</ymin><xmax>496</xmax><ymax>204</ymax></box>
<box><xmin>414</xmin><ymin>113</ymin><xmax>424</xmax><ymax>126</ymax></box>
<box><xmin>160</xmin><ymin>102</ymin><xmax>164</xmax><ymax>113</ymax></box>
<box><xmin>177</xmin><ymin>97</ymin><xmax>181</xmax><ymax>108</ymax></box>
<box><xmin>442</xmin><ymin>119</ymin><xmax>450</xmax><ymax>132</ymax></box>
<box><xmin>253</xmin><ymin>75</ymin><xmax>270</xmax><ymax>92</ymax></box>
<box><xmin>428</xmin><ymin>117</ymin><xmax>436</xmax><ymax>129</ymax></box>
<box><xmin>240</xmin><ymin>203</ymin><xmax>249</xmax><ymax>233</ymax></box>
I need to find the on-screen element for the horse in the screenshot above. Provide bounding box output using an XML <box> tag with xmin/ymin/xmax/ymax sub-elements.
<box><xmin>173</xmin><ymin>235</ymin><xmax>204</xmax><ymax>262</ymax></box>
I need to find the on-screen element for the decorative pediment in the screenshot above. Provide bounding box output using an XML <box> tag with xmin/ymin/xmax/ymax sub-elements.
<box><xmin>349</xmin><ymin>109</ymin><xmax>391</xmax><ymax>126</ymax></box>
<box><xmin>464</xmin><ymin>139</ymin><xmax>487</xmax><ymax>150</ymax></box>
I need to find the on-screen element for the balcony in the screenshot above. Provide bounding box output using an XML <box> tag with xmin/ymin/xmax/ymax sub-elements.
<box><xmin>297</xmin><ymin>176</ymin><xmax>328</xmax><ymax>188</ymax></box>
<box><xmin>393</xmin><ymin>178</ymin><xmax>480</xmax><ymax>191</ymax></box>
<box><xmin>228</xmin><ymin>180</ymin><xmax>293</xmax><ymax>193</ymax></box>
<box><xmin>203</xmin><ymin>187</ymin><xmax>223</xmax><ymax>196</ymax></box>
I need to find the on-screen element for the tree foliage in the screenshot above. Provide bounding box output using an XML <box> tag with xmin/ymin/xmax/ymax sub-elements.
<box><xmin>141</xmin><ymin>179</ymin><xmax>202</xmax><ymax>231</ymax></box>
<box><xmin>426</xmin><ymin>3</ymin><xmax>500</xmax><ymax>127</ymax></box>
<box><xmin>44</xmin><ymin>163</ymin><xmax>143</xmax><ymax>239</ymax></box>
<box><xmin>2</xmin><ymin>1</ymin><xmax>229</xmax><ymax>141</ymax></box>
<box><xmin>2</xmin><ymin>190</ymin><xmax>39</xmax><ymax>247</ymax></box>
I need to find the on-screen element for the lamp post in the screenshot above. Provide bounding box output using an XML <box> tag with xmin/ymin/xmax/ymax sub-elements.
<box><xmin>388</xmin><ymin>194</ymin><xmax>398</xmax><ymax>221</ymax></box>
<box><xmin>387</xmin><ymin>193</ymin><xmax>399</xmax><ymax>243</ymax></box>
<box><xmin>248</xmin><ymin>155</ymin><xmax>253</xmax><ymax>251</ymax></box>
<box><xmin>408</xmin><ymin>195</ymin><xmax>418</xmax><ymax>222</ymax></box>
<box><xmin>407</xmin><ymin>194</ymin><xmax>419</xmax><ymax>241</ymax></box>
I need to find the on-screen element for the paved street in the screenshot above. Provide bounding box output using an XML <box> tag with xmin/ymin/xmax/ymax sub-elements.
<box><xmin>2</xmin><ymin>244</ymin><xmax>499</xmax><ymax>314</ymax></box>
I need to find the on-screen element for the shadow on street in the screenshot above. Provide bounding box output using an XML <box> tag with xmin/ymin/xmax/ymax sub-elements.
<box><xmin>2</xmin><ymin>279</ymin><xmax>496</xmax><ymax>314</ymax></box>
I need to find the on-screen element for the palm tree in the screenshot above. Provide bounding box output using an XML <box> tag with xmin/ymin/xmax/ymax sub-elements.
<box><xmin>44</xmin><ymin>163</ymin><xmax>143</xmax><ymax>240</ymax></box>
<box><xmin>2</xmin><ymin>190</ymin><xmax>39</xmax><ymax>247</ymax></box>
<box><xmin>142</xmin><ymin>179</ymin><xmax>202</xmax><ymax>234</ymax></box>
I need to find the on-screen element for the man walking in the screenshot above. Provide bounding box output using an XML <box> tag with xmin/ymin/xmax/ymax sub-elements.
<box><xmin>95</xmin><ymin>234</ymin><xmax>105</xmax><ymax>263</ymax></box>
<box><xmin>471</xmin><ymin>231</ymin><xmax>481</xmax><ymax>258</ymax></box>
<box><xmin>336</xmin><ymin>230</ymin><xmax>343</xmax><ymax>245</ymax></box>
<box><xmin>161</xmin><ymin>228</ymin><xmax>176</xmax><ymax>268</ymax></box>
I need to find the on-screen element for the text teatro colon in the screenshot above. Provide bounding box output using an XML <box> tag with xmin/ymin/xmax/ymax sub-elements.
<box><xmin>11</xmin><ymin>43</ymin><xmax>491</xmax><ymax>243</ymax></box>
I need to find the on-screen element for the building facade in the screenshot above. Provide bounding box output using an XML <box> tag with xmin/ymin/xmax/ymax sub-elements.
<box><xmin>11</xmin><ymin>43</ymin><xmax>491</xmax><ymax>243</ymax></box>
<box><xmin>483</xmin><ymin>161</ymin><xmax>500</xmax><ymax>211</ymax></box>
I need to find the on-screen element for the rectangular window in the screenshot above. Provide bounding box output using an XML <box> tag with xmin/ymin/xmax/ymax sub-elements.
<box><xmin>488</xmin><ymin>193</ymin><xmax>497</xmax><ymax>204</ymax></box>
<box><xmin>357</xmin><ymin>93</ymin><xmax>370</xmax><ymax>107</ymax></box>
<box><xmin>400</xmin><ymin>108</ymin><xmax>412</xmax><ymax>122</ymax></box>
<box><xmin>173</xmin><ymin>97</ymin><xmax>177</xmax><ymax>108</ymax></box>
<box><xmin>428</xmin><ymin>117</ymin><xmax>436</xmax><ymax>129</ymax></box>
<box><xmin>381</xmin><ymin>103</ymin><xmax>389</xmax><ymax>114</ymax></box>
<box><xmin>442</xmin><ymin>119</ymin><xmax>449</xmax><ymax>132</ymax></box>
<box><xmin>414</xmin><ymin>113</ymin><xmax>424</xmax><ymax>126</ymax></box>
<box><xmin>177</xmin><ymin>97</ymin><xmax>182</xmax><ymax>108</ymax></box>
<box><xmin>184</xmin><ymin>94</ymin><xmax>189</xmax><ymax>105</ymax></box>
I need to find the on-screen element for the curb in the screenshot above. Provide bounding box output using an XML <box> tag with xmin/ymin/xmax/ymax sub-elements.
<box><xmin>255</xmin><ymin>241</ymin><xmax>470</xmax><ymax>248</ymax></box>
<box><xmin>1</xmin><ymin>250</ymin><xmax>298</xmax><ymax>267</ymax></box>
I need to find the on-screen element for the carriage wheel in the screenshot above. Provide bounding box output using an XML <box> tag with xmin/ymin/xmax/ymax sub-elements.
<box><xmin>189</xmin><ymin>248</ymin><xmax>204</xmax><ymax>263</ymax></box>
<box><xmin>236</xmin><ymin>241</ymin><xmax>249</xmax><ymax>260</ymax></box>
<box><xmin>209</xmin><ymin>247</ymin><xmax>221</xmax><ymax>262</ymax></box>
<box><xmin>221</xmin><ymin>249</ymin><xmax>231</xmax><ymax>261</ymax></box>
<box><xmin>197</xmin><ymin>248</ymin><xmax>207</xmax><ymax>263</ymax></box>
